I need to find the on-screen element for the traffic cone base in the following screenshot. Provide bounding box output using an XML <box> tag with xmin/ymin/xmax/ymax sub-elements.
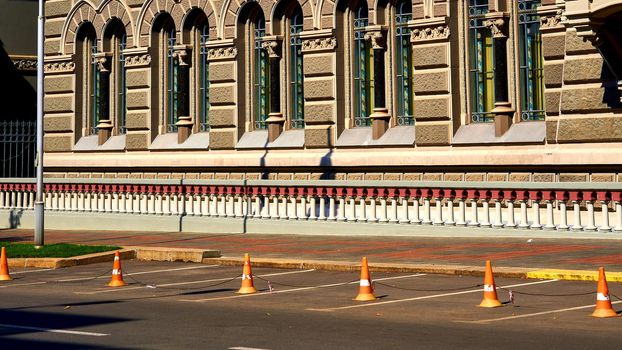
<box><xmin>0</xmin><ymin>247</ymin><xmax>12</xmax><ymax>281</ymax></box>
<box><xmin>354</xmin><ymin>257</ymin><xmax>376</xmax><ymax>302</ymax></box>
<box><xmin>591</xmin><ymin>267</ymin><xmax>618</xmax><ymax>318</ymax></box>
<box><xmin>478</xmin><ymin>260</ymin><xmax>502</xmax><ymax>308</ymax></box>
<box><xmin>237</xmin><ymin>253</ymin><xmax>257</xmax><ymax>294</ymax></box>
<box><xmin>107</xmin><ymin>252</ymin><xmax>126</xmax><ymax>287</ymax></box>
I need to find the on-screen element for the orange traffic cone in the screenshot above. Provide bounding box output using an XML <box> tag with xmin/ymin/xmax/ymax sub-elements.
<box><xmin>0</xmin><ymin>247</ymin><xmax>12</xmax><ymax>281</ymax></box>
<box><xmin>107</xmin><ymin>251</ymin><xmax>126</xmax><ymax>287</ymax></box>
<box><xmin>591</xmin><ymin>267</ymin><xmax>618</xmax><ymax>318</ymax></box>
<box><xmin>354</xmin><ymin>257</ymin><xmax>376</xmax><ymax>301</ymax></box>
<box><xmin>479</xmin><ymin>260</ymin><xmax>501</xmax><ymax>308</ymax></box>
<box><xmin>237</xmin><ymin>253</ymin><xmax>257</xmax><ymax>294</ymax></box>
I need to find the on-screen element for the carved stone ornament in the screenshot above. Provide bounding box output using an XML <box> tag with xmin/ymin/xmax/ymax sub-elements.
<box><xmin>540</xmin><ymin>10</ymin><xmax>566</xmax><ymax>29</ymax></box>
<box><xmin>12</xmin><ymin>58</ymin><xmax>37</xmax><ymax>72</ymax></box>
<box><xmin>483</xmin><ymin>18</ymin><xmax>507</xmax><ymax>38</ymax></box>
<box><xmin>410</xmin><ymin>26</ymin><xmax>450</xmax><ymax>43</ymax></box>
<box><xmin>125</xmin><ymin>54</ymin><xmax>152</xmax><ymax>67</ymax></box>
<box><xmin>94</xmin><ymin>56</ymin><xmax>110</xmax><ymax>72</ymax></box>
<box><xmin>261</xmin><ymin>40</ymin><xmax>282</xmax><ymax>58</ymax></box>
<box><xmin>172</xmin><ymin>49</ymin><xmax>190</xmax><ymax>66</ymax></box>
<box><xmin>44</xmin><ymin>61</ymin><xmax>75</xmax><ymax>74</ymax></box>
<box><xmin>301</xmin><ymin>37</ymin><xmax>337</xmax><ymax>52</ymax></box>
<box><xmin>364</xmin><ymin>31</ymin><xmax>386</xmax><ymax>50</ymax></box>
<box><xmin>207</xmin><ymin>46</ymin><xmax>238</xmax><ymax>60</ymax></box>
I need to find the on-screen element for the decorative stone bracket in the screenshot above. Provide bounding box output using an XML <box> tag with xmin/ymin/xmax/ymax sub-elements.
<box><xmin>206</xmin><ymin>39</ymin><xmax>238</xmax><ymax>61</ymax></box>
<box><xmin>266</xmin><ymin>112</ymin><xmax>286</xmax><ymax>143</ymax></box>
<box><xmin>92</xmin><ymin>53</ymin><xmax>111</xmax><ymax>72</ymax></box>
<box><xmin>483</xmin><ymin>12</ymin><xmax>509</xmax><ymax>39</ymax></box>
<box><xmin>363</xmin><ymin>28</ymin><xmax>386</xmax><ymax>50</ymax></box>
<box><xmin>10</xmin><ymin>55</ymin><xmax>37</xmax><ymax>73</ymax></box>
<box><xmin>300</xmin><ymin>29</ymin><xmax>338</xmax><ymax>53</ymax></box>
<box><xmin>540</xmin><ymin>9</ymin><xmax>567</xmax><ymax>30</ymax></box>
<box><xmin>171</xmin><ymin>45</ymin><xmax>191</xmax><ymax>66</ymax></box>
<box><xmin>260</xmin><ymin>36</ymin><xmax>283</xmax><ymax>58</ymax></box>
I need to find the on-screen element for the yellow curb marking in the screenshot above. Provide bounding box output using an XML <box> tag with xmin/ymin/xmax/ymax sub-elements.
<box><xmin>527</xmin><ymin>270</ymin><xmax>622</xmax><ymax>282</ymax></box>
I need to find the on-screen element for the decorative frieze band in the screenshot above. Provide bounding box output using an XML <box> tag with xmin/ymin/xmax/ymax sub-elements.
<box><xmin>207</xmin><ymin>46</ymin><xmax>238</xmax><ymax>61</ymax></box>
<box><xmin>44</xmin><ymin>61</ymin><xmax>75</xmax><ymax>74</ymax></box>
<box><xmin>10</xmin><ymin>56</ymin><xmax>37</xmax><ymax>72</ymax></box>
<box><xmin>410</xmin><ymin>25</ymin><xmax>450</xmax><ymax>43</ymax></box>
<box><xmin>125</xmin><ymin>54</ymin><xmax>151</xmax><ymax>67</ymax></box>
<box><xmin>301</xmin><ymin>37</ymin><xmax>337</xmax><ymax>53</ymax></box>
<box><xmin>540</xmin><ymin>10</ymin><xmax>566</xmax><ymax>29</ymax></box>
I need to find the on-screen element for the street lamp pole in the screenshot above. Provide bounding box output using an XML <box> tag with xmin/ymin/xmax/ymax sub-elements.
<box><xmin>34</xmin><ymin>0</ymin><xmax>45</xmax><ymax>247</ymax></box>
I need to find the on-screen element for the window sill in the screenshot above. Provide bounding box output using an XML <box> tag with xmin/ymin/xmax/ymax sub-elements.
<box><xmin>236</xmin><ymin>129</ymin><xmax>305</xmax><ymax>150</ymax></box>
<box><xmin>452</xmin><ymin>121</ymin><xmax>545</xmax><ymax>145</ymax></box>
<box><xmin>73</xmin><ymin>135</ymin><xmax>126</xmax><ymax>152</ymax></box>
<box><xmin>335</xmin><ymin>126</ymin><xmax>415</xmax><ymax>148</ymax></box>
<box><xmin>149</xmin><ymin>132</ymin><xmax>210</xmax><ymax>150</ymax></box>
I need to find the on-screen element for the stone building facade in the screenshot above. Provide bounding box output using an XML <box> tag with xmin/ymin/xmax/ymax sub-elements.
<box><xmin>41</xmin><ymin>0</ymin><xmax>622</xmax><ymax>183</ymax></box>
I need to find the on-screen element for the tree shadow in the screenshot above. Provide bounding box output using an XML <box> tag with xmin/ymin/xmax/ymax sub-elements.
<box><xmin>0</xmin><ymin>41</ymin><xmax>36</xmax><ymax>122</ymax></box>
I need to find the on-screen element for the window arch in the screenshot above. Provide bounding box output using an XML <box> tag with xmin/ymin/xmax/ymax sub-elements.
<box><xmin>517</xmin><ymin>0</ymin><xmax>544</xmax><ymax>121</ymax></box>
<box><xmin>468</xmin><ymin>0</ymin><xmax>495</xmax><ymax>123</ymax></box>
<box><xmin>103</xmin><ymin>19</ymin><xmax>127</xmax><ymax>135</ymax></box>
<box><xmin>395</xmin><ymin>0</ymin><xmax>413</xmax><ymax>125</ymax></box>
<box><xmin>74</xmin><ymin>22</ymin><xmax>97</xmax><ymax>138</ymax></box>
<box><xmin>150</xmin><ymin>14</ymin><xmax>177</xmax><ymax>136</ymax></box>
<box><xmin>183</xmin><ymin>10</ymin><xmax>210</xmax><ymax>132</ymax></box>
<box><xmin>353</xmin><ymin>1</ymin><xmax>372</xmax><ymax>127</ymax></box>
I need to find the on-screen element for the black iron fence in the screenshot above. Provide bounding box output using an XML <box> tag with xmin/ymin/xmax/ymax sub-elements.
<box><xmin>0</xmin><ymin>121</ymin><xmax>36</xmax><ymax>178</ymax></box>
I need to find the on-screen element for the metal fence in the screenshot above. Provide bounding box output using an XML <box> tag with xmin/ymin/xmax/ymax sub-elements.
<box><xmin>0</xmin><ymin>121</ymin><xmax>36</xmax><ymax>178</ymax></box>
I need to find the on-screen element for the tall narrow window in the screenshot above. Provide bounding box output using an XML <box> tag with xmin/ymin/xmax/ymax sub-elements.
<box><xmin>353</xmin><ymin>2</ymin><xmax>372</xmax><ymax>127</ymax></box>
<box><xmin>395</xmin><ymin>0</ymin><xmax>413</xmax><ymax>125</ymax></box>
<box><xmin>199</xmin><ymin>24</ymin><xmax>210</xmax><ymax>131</ymax></box>
<box><xmin>468</xmin><ymin>0</ymin><xmax>495</xmax><ymax>123</ymax></box>
<box><xmin>167</xmin><ymin>28</ymin><xmax>179</xmax><ymax>132</ymax></box>
<box><xmin>254</xmin><ymin>15</ymin><xmax>269</xmax><ymax>129</ymax></box>
<box><xmin>518</xmin><ymin>0</ymin><xmax>544</xmax><ymax>121</ymax></box>
<box><xmin>118</xmin><ymin>33</ymin><xmax>127</xmax><ymax>134</ymax></box>
<box><xmin>90</xmin><ymin>39</ymin><xmax>109</xmax><ymax>134</ymax></box>
<box><xmin>289</xmin><ymin>7</ymin><xmax>304</xmax><ymax>129</ymax></box>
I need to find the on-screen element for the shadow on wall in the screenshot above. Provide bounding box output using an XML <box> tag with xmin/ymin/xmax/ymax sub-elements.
<box><xmin>0</xmin><ymin>39</ymin><xmax>36</xmax><ymax>122</ymax></box>
<box><xmin>319</xmin><ymin>127</ymin><xmax>335</xmax><ymax>180</ymax></box>
<box><xmin>601</xmin><ymin>63</ymin><xmax>622</xmax><ymax>109</ymax></box>
<box><xmin>7</xmin><ymin>209</ymin><xmax>24</xmax><ymax>229</ymax></box>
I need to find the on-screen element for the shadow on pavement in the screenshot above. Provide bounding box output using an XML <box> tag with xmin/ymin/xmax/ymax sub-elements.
<box><xmin>0</xmin><ymin>338</ymin><xmax>135</xmax><ymax>350</ymax></box>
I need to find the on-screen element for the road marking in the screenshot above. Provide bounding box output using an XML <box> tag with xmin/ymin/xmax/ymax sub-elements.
<box><xmin>0</xmin><ymin>281</ymin><xmax>47</xmax><ymax>288</ymax></box>
<box><xmin>459</xmin><ymin>300</ymin><xmax>622</xmax><ymax>324</ymax></box>
<box><xmin>12</xmin><ymin>269</ymin><xmax>52</xmax><ymax>275</ymax></box>
<box><xmin>0</xmin><ymin>323</ymin><xmax>109</xmax><ymax>337</ymax></box>
<box><xmin>180</xmin><ymin>273</ymin><xmax>427</xmax><ymax>302</ymax></box>
<box><xmin>306</xmin><ymin>279</ymin><xmax>559</xmax><ymax>312</ymax></box>
<box><xmin>75</xmin><ymin>269</ymin><xmax>316</xmax><ymax>295</ymax></box>
<box><xmin>59</xmin><ymin>265</ymin><xmax>220</xmax><ymax>282</ymax></box>
<box><xmin>229</xmin><ymin>347</ymin><xmax>271</xmax><ymax>350</ymax></box>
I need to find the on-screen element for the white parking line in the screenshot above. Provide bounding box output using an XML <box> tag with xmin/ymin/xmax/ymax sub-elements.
<box><xmin>0</xmin><ymin>323</ymin><xmax>109</xmax><ymax>337</ymax></box>
<box><xmin>306</xmin><ymin>279</ymin><xmax>559</xmax><ymax>312</ymax></box>
<box><xmin>12</xmin><ymin>269</ymin><xmax>52</xmax><ymax>275</ymax></box>
<box><xmin>460</xmin><ymin>300</ymin><xmax>622</xmax><ymax>324</ymax></box>
<box><xmin>75</xmin><ymin>269</ymin><xmax>317</xmax><ymax>295</ymax></box>
<box><xmin>59</xmin><ymin>264</ymin><xmax>219</xmax><ymax>282</ymax></box>
<box><xmin>229</xmin><ymin>347</ymin><xmax>271</xmax><ymax>350</ymax></box>
<box><xmin>180</xmin><ymin>273</ymin><xmax>428</xmax><ymax>302</ymax></box>
<box><xmin>0</xmin><ymin>281</ymin><xmax>47</xmax><ymax>288</ymax></box>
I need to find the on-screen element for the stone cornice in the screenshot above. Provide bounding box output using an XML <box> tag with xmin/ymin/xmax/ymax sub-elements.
<box><xmin>301</xmin><ymin>36</ymin><xmax>337</xmax><ymax>53</ymax></box>
<box><xmin>206</xmin><ymin>39</ymin><xmax>238</xmax><ymax>61</ymax></box>
<box><xmin>10</xmin><ymin>55</ymin><xmax>37</xmax><ymax>72</ymax></box>
<box><xmin>125</xmin><ymin>53</ymin><xmax>152</xmax><ymax>67</ymax></box>
<box><xmin>44</xmin><ymin>60</ymin><xmax>75</xmax><ymax>74</ymax></box>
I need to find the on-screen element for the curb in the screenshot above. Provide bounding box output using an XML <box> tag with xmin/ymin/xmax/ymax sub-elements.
<box><xmin>202</xmin><ymin>257</ymin><xmax>622</xmax><ymax>283</ymax></box>
<box><xmin>8</xmin><ymin>247</ymin><xmax>221</xmax><ymax>268</ymax></box>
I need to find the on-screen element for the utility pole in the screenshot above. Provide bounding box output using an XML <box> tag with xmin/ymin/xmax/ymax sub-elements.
<box><xmin>34</xmin><ymin>0</ymin><xmax>45</xmax><ymax>247</ymax></box>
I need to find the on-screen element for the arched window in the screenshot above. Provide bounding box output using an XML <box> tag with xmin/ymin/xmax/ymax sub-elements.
<box><xmin>90</xmin><ymin>37</ymin><xmax>106</xmax><ymax>135</ymax></box>
<box><xmin>353</xmin><ymin>2</ymin><xmax>371</xmax><ymax>127</ymax></box>
<box><xmin>395</xmin><ymin>0</ymin><xmax>413</xmax><ymax>125</ymax></box>
<box><xmin>199</xmin><ymin>23</ymin><xmax>210</xmax><ymax>131</ymax></box>
<box><xmin>468</xmin><ymin>0</ymin><xmax>494</xmax><ymax>123</ymax></box>
<box><xmin>183</xmin><ymin>10</ymin><xmax>210</xmax><ymax>133</ymax></box>
<box><xmin>150</xmin><ymin>14</ymin><xmax>179</xmax><ymax>136</ymax></box>
<box><xmin>103</xmin><ymin>20</ymin><xmax>127</xmax><ymax>135</ymax></box>
<box><xmin>74</xmin><ymin>22</ymin><xmax>97</xmax><ymax>138</ymax></box>
<box><xmin>289</xmin><ymin>6</ymin><xmax>304</xmax><ymax>128</ymax></box>
<box><xmin>518</xmin><ymin>0</ymin><xmax>544</xmax><ymax>121</ymax></box>
<box><xmin>253</xmin><ymin>13</ymin><xmax>268</xmax><ymax>129</ymax></box>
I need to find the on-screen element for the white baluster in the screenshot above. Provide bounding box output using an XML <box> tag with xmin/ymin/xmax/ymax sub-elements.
<box><xmin>219</xmin><ymin>195</ymin><xmax>227</xmax><ymax>217</ymax></box>
<box><xmin>227</xmin><ymin>195</ymin><xmax>235</xmax><ymax>217</ymax></box>
<box><xmin>147</xmin><ymin>193</ymin><xmax>156</xmax><ymax>215</ymax></box>
<box><xmin>557</xmin><ymin>199</ymin><xmax>569</xmax><ymax>230</ymax></box>
<box><xmin>0</xmin><ymin>189</ymin><xmax>4</xmax><ymax>208</ymax></box>
<box><xmin>410</xmin><ymin>197</ymin><xmax>421</xmax><ymax>224</ymax></box>
<box><xmin>155</xmin><ymin>193</ymin><xmax>163</xmax><ymax>215</ymax></box>
<box><xmin>518</xmin><ymin>200</ymin><xmax>529</xmax><ymax>229</ymax></box>
<box><xmin>530</xmin><ymin>200</ymin><xmax>542</xmax><ymax>229</ymax></box>
<box><xmin>271</xmin><ymin>196</ymin><xmax>280</xmax><ymax>219</ymax></box>
<box><xmin>28</xmin><ymin>191</ymin><xmax>35</xmax><ymax>209</ymax></box>
<box><xmin>433</xmin><ymin>198</ymin><xmax>443</xmax><ymax>225</ymax></box>
<box><xmin>357</xmin><ymin>197</ymin><xmax>366</xmax><ymax>222</ymax></box>
<box><xmin>389</xmin><ymin>198</ymin><xmax>399</xmax><ymax>224</ymax></box>
<box><xmin>599</xmin><ymin>200</ymin><xmax>612</xmax><ymax>232</ymax></box>
<box><xmin>492</xmin><ymin>199</ymin><xmax>503</xmax><ymax>228</ymax></box>
<box><xmin>299</xmin><ymin>195</ymin><xmax>308</xmax><ymax>220</ymax></box>
<box><xmin>585</xmin><ymin>200</ymin><xmax>597</xmax><ymax>231</ymax></box>
<box><xmin>544</xmin><ymin>200</ymin><xmax>556</xmax><ymax>230</ymax></box>
<box><xmin>110</xmin><ymin>192</ymin><xmax>118</xmax><ymax>213</ymax></box>
<box><xmin>318</xmin><ymin>196</ymin><xmax>327</xmax><ymax>220</ymax></box>
<box><xmin>445</xmin><ymin>199</ymin><xmax>455</xmax><ymax>226</ymax></box>
<box><xmin>328</xmin><ymin>196</ymin><xmax>337</xmax><ymax>221</ymax></box>
<box><xmin>289</xmin><ymin>197</ymin><xmax>298</xmax><ymax>220</ymax></box>
<box><xmin>468</xmin><ymin>199</ymin><xmax>479</xmax><ymax>227</ymax></box>
<box><xmin>347</xmin><ymin>197</ymin><xmax>356</xmax><ymax>222</ymax></box>
<box><xmin>378</xmin><ymin>197</ymin><xmax>388</xmax><ymax>223</ymax></box>
<box><xmin>614</xmin><ymin>201</ymin><xmax>622</xmax><ymax>233</ymax></box>
<box><xmin>480</xmin><ymin>198</ymin><xmax>491</xmax><ymax>227</ymax></box>
<box><xmin>506</xmin><ymin>200</ymin><xmax>516</xmax><ymax>228</ymax></box>
<box><xmin>368</xmin><ymin>197</ymin><xmax>378</xmax><ymax>223</ymax></box>
<box><xmin>455</xmin><ymin>197</ymin><xmax>466</xmax><ymax>226</ymax></box>
<box><xmin>336</xmin><ymin>197</ymin><xmax>346</xmax><ymax>221</ymax></box>
<box><xmin>235</xmin><ymin>196</ymin><xmax>243</xmax><ymax>217</ymax></box>
<box><xmin>253</xmin><ymin>196</ymin><xmax>261</xmax><ymax>218</ymax></box>
<box><xmin>140</xmin><ymin>193</ymin><xmax>148</xmax><ymax>215</ymax></box>
<box><xmin>10</xmin><ymin>190</ymin><xmax>17</xmax><ymax>209</ymax></box>
<box><xmin>51</xmin><ymin>191</ymin><xmax>58</xmax><ymax>211</ymax></box>
<box><xmin>16</xmin><ymin>189</ymin><xmax>23</xmax><ymax>209</ymax></box>
<box><xmin>118</xmin><ymin>192</ymin><xmax>126</xmax><ymax>214</ymax></box>
<box><xmin>399</xmin><ymin>198</ymin><xmax>410</xmax><ymax>224</ymax></box>
<box><xmin>422</xmin><ymin>197</ymin><xmax>432</xmax><ymax>225</ymax></box>
<box><xmin>309</xmin><ymin>196</ymin><xmax>317</xmax><ymax>220</ymax></box>
<box><xmin>280</xmin><ymin>197</ymin><xmax>289</xmax><ymax>219</ymax></box>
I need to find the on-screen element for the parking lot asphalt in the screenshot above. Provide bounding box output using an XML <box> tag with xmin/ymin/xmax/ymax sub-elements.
<box><xmin>1</xmin><ymin>260</ymin><xmax>622</xmax><ymax>349</ymax></box>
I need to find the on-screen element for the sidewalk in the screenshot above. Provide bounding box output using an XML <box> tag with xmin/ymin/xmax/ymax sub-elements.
<box><xmin>3</xmin><ymin>228</ymin><xmax>622</xmax><ymax>280</ymax></box>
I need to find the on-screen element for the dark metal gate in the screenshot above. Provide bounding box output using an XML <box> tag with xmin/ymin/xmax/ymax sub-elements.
<box><xmin>0</xmin><ymin>121</ymin><xmax>36</xmax><ymax>178</ymax></box>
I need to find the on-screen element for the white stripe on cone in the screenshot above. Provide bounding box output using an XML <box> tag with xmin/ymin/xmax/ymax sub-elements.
<box><xmin>597</xmin><ymin>292</ymin><xmax>610</xmax><ymax>301</ymax></box>
<box><xmin>360</xmin><ymin>279</ymin><xmax>370</xmax><ymax>287</ymax></box>
<box><xmin>242</xmin><ymin>274</ymin><xmax>252</xmax><ymax>280</ymax></box>
<box><xmin>112</xmin><ymin>269</ymin><xmax>120</xmax><ymax>275</ymax></box>
<box><xmin>484</xmin><ymin>284</ymin><xmax>495</xmax><ymax>292</ymax></box>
